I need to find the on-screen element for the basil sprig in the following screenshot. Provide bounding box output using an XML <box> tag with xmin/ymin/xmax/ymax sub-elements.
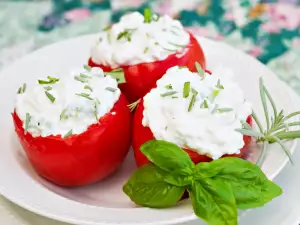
<box><xmin>123</xmin><ymin>140</ymin><xmax>282</xmax><ymax>225</ymax></box>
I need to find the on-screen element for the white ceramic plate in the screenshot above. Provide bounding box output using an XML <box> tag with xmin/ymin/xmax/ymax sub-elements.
<box><xmin>0</xmin><ymin>35</ymin><xmax>298</xmax><ymax>225</ymax></box>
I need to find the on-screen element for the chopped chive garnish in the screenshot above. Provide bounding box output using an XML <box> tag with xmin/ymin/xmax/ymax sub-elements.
<box><xmin>216</xmin><ymin>79</ymin><xmax>224</xmax><ymax>89</ymax></box>
<box><xmin>201</xmin><ymin>99</ymin><xmax>209</xmax><ymax>109</ymax></box>
<box><xmin>63</xmin><ymin>129</ymin><xmax>73</xmax><ymax>138</ymax></box>
<box><xmin>17</xmin><ymin>83</ymin><xmax>27</xmax><ymax>94</ymax></box>
<box><xmin>178</xmin><ymin>66</ymin><xmax>187</xmax><ymax>69</ymax></box>
<box><xmin>75</xmin><ymin>93</ymin><xmax>93</xmax><ymax>100</ymax></box>
<box><xmin>154</xmin><ymin>42</ymin><xmax>159</xmax><ymax>45</ymax></box>
<box><xmin>103</xmin><ymin>25</ymin><xmax>112</xmax><ymax>31</ymax></box>
<box><xmin>44</xmin><ymin>86</ymin><xmax>52</xmax><ymax>91</ymax></box>
<box><xmin>38</xmin><ymin>76</ymin><xmax>59</xmax><ymax>85</ymax></box>
<box><xmin>191</xmin><ymin>88</ymin><xmax>198</xmax><ymax>95</ymax></box>
<box><xmin>144</xmin><ymin>47</ymin><xmax>149</xmax><ymax>53</ymax></box>
<box><xmin>104</xmin><ymin>68</ymin><xmax>126</xmax><ymax>84</ymax></box>
<box><xmin>168</xmin><ymin>42</ymin><xmax>187</xmax><ymax>48</ymax></box>
<box><xmin>80</xmin><ymin>73</ymin><xmax>92</xmax><ymax>79</ymax></box>
<box><xmin>117</xmin><ymin>29</ymin><xmax>133</xmax><ymax>42</ymax></box>
<box><xmin>208</xmin><ymin>89</ymin><xmax>220</xmax><ymax>102</ymax></box>
<box><xmin>24</xmin><ymin>113</ymin><xmax>31</xmax><ymax>134</ymax></box>
<box><xmin>162</xmin><ymin>47</ymin><xmax>177</xmax><ymax>52</ymax></box>
<box><xmin>218</xmin><ymin>108</ymin><xmax>233</xmax><ymax>113</ymax></box>
<box><xmin>183</xmin><ymin>82</ymin><xmax>191</xmax><ymax>98</ymax></box>
<box><xmin>165</xmin><ymin>84</ymin><xmax>173</xmax><ymax>89</ymax></box>
<box><xmin>45</xmin><ymin>91</ymin><xmax>55</xmax><ymax>103</ymax></box>
<box><xmin>144</xmin><ymin>8</ymin><xmax>152</xmax><ymax>23</ymax></box>
<box><xmin>195</xmin><ymin>62</ymin><xmax>205</xmax><ymax>80</ymax></box>
<box><xmin>105</xmin><ymin>87</ymin><xmax>117</xmax><ymax>92</ymax></box>
<box><xmin>60</xmin><ymin>108</ymin><xmax>68</xmax><ymax>120</ymax></box>
<box><xmin>160</xmin><ymin>91</ymin><xmax>177</xmax><ymax>97</ymax></box>
<box><xmin>22</xmin><ymin>83</ymin><xmax>26</xmax><ymax>93</ymax></box>
<box><xmin>74</xmin><ymin>75</ymin><xmax>88</xmax><ymax>83</ymax></box>
<box><xmin>84</xmin><ymin>85</ymin><xmax>93</xmax><ymax>92</ymax></box>
<box><xmin>172</xmin><ymin>96</ymin><xmax>178</xmax><ymax>99</ymax></box>
<box><xmin>83</xmin><ymin>65</ymin><xmax>91</xmax><ymax>72</ymax></box>
<box><xmin>95</xmin><ymin>98</ymin><xmax>101</xmax><ymax>105</ymax></box>
<box><xmin>188</xmin><ymin>92</ymin><xmax>198</xmax><ymax>112</ymax></box>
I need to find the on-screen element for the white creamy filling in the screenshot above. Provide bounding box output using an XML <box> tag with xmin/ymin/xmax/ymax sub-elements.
<box><xmin>142</xmin><ymin>66</ymin><xmax>252</xmax><ymax>159</ymax></box>
<box><xmin>15</xmin><ymin>67</ymin><xmax>120</xmax><ymax>137</ymax></box>
<box><xmin>91</xmin><ymin>12</ymin><xmax>190</xmax><ymax>68</ymax></box>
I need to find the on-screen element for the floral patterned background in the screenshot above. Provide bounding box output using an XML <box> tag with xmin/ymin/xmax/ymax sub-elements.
<box><xmin>1</xmin><ymin>0</ymin><xmax>300</xmax><ymax>91</ymax></box>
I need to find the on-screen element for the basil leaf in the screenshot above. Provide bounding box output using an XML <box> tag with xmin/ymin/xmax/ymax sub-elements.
<box><xmin>140</xmin><ymin>140</ymin><xmax>194</xmax><ymax>173</ymax></box>
<box><xmin>195</xmin><ymin>158</ymin><xmax>283</xmax><ymax>209</ymax></box>
<box><xmin>164</xmin><ymin>170</ymin><xmax>193</xmax><ymax>187</ymax></box>
<box><xmin>188</xmin><ymin>180</ymin><xmax>237</xmax><ymax>225</ymax></box>
<box><xmin>123</xmin><ymin>164</ymin><xmax>185</xmax><ymax>208</ymax></box>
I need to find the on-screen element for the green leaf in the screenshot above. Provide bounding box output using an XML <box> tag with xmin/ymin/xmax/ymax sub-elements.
<box><xmin>140</xmin><ymin>140</ymin><xmax>195</xmax><ymax>173</ymax></box>
<box><xmin>188</xmin><ymin>180</ymin><xmax>237</xmax><ymax>225</ymax></box>
<box><xmin>195</xmin><ymin>158</ymin><xmax>283</xmax><ymax>209</ymax></box>
<box><xmin>164</xmin><ymin>170</ymin><xmax>193</xmax><ymax>187</ymax></box>
<box><xmin>123</xmin><ymin>164</ymin><xmax>185</xmax><ymax>208</ymax></box>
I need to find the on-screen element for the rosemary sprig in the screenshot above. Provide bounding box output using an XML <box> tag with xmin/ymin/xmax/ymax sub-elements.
<box><xmin>128</xmin><ymin>99</ymin><xmax>141</xmax><ymax>112</ymax></box>
<box><xmin>236</xmin><ymin>77</ymin><xmax>300</xmax><ymax>165</ymax></box>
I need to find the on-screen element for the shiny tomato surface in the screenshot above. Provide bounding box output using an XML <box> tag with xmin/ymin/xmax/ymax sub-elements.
<box><xmin>12</xmin><ymin>94</ymin><xmax>131</xmax><ymax>187</ymax></box>
<box><xmin>133</xmin><ymin>100</ymin><xmax>253</xmax><ymax>167</ymax></box>
<box><xmin>88</xmin><ymin>33</ymin><xmax>206</xmax><ymax>103</ymax></box>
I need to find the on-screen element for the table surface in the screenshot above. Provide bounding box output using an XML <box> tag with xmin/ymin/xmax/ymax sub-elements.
<box><xmin>0</xmin><ymin>0</ymin><xmax>300</xmax><ymax>224</ymax></box>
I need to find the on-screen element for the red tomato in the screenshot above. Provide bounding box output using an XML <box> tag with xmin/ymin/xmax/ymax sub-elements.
<box><xmin>88</xmin><ymin>32</ymin><xmax>206</xmax><ymax>103</ymax></box>
<box><xmin>133</xmin><ymin>100</ymin><xmax>253</xmax><ymax>167</ymax></box>
<box><xmin>12</xmin><ymin>94</ymin><xmax>131</xmax><ymax>187</ymax></box>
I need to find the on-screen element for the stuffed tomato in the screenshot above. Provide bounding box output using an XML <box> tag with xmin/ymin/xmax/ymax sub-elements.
<box><xmin>88</xmin><ymin>10</ymin><xmax>206</xmax><ymax>103</ymax></box>
<box><xmin>13</xmin><ymin>67</ymin><xmax>131</xmax><ymax>187</ymax></box>
<box><xmin>133</xmin><ymin>66</ymin><xmax>253</xmax><ymax>167</ymax></box>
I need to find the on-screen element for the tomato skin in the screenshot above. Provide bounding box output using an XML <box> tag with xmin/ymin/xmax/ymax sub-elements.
<box><xmin>88</xmin><ymin>32</ymin><xmax>206</xmax><ymax>103</ymax></box>
<box><xmin>133</xmin><ymin>100</ymin><xmax>253</xmax><ymax>167</ymax></box>
<box><xmin>12</xmin><ymin>94</ymin><xmax>131</xmax><ymax>187</ymax></box>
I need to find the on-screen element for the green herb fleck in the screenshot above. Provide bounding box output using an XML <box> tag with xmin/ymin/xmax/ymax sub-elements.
<box><xmin>161</xmin><ymin>91</ymin><xmax>177</xmax><ymax>97</ymax></box>
<box><xmin>84</xmin><ymin>85</ymin><xmax>93</xmax><ymax>92</ymax></box>
<box><xmin>218</xmin><ymin>108</ymin><xmax>233</xmax><ymax>113</ymax></box>
<box><xmin>83</xmin><ymin>65</ymin><xmax>91</xmax><ymax>72</ymax></box>
<box><xmin>44</xmin><ymin>86</ymin><xmax>52</xmax><ymax>91</ymax></box>
<box><xmin>17</xmin><ymin>83</ymin><xmax>27</xmax><ymax>94</ymax></box>
<box><xmin>63</xmin><ymin>129</ymin><xmax>73</xmax><ymax>138</ymax></box>
<box><xmin>45</xmin><ymin>91</ymin><xmax>55</xmax><ymax>103</ymax></box>
<box><xmin>93</xmin><ymin>103</ymin><xmax>99</xmax><ymax>124</ymax></box>
<box><xmin>216</xmin><ymin>79</ymin><xmax>224</xmax><ymax>89</ymax></box>
<box><xmin>168</xmin><ymin>42</ymin><xmax>187</xmax><ymax>48</ymax></box>
<box><xmin>165</xmin><ymin>84</ymin><xmax>173</xmax><ymax>90</ymax></box>
<box><xmin>60</xmin><ymin>108</ymin><xmax>68</xmax><ymax>120</ymax></box>
<box><xmin>208</xmin><ymin>89</ymin><xmax>220</xmax><ymax>102</ymax></box>
<box><xmin>104</xmin><ymin>68</ymin><xmax>126</xmax><ymax>84</ymax></box>
<box><xmin>103</xmin><ymin>25</ymin><xmax>112</xmax><ymax>31</ymax></box>
<box><xmin>38</xmin><ymin>76</ymin><xmax>60</xmax><ymax>85</ymax></box>
<box><xmin>200</xmin><ymin>99</ymin><xmax>209</xmax><ymax>109</ymax></box>
<box><xmin>144</xmin><ymin>8</ymin><xmax>152</xmax><ymax>23</ymax></box>
<box><xmin>24</xmin><ymin>113</ymin><xmax>31</xmax><ymax>134</ymax></box>
<box><xmin>95</xmin><ymin>98</ymin><xmax>101</xmax><ymax>105</ymax></box>
<box><xmin>188</xmin><ymin>92</ymin><xmax>198</xmax><ymax>112</ymax></box>
<box><xmin>144</xmin><ymin>47</ymin><xmax>149</xmax><ymax>53</ymax></box>
<box><xmin>178</xmin><ymin>66</ymin><xmax>187</xmax><ymax>69</ymax></box>
<box><xmin>105</xmin><ymin>87</ymin><xmax>117</xmax><ymax>92</ymax></box>
<box><xmin>75</xmin><ymin>93</ymin><xmax>93</xmax><ymax>100</ymax></box>
<box><xmin>195</xmin><ymin>62</ymin><xmax>205</xmax><ymax>80</ymax></box>
<box><xmin>172</xmin><ymin>96</ymin><xmax>178</xmax><ymax>99</ymax></box>
<box><xmin>183</xmin><ymin>82</ymin><xmax>190</xmax><ymax>98</ymax></box>
<box><xmin>117</xmin><ymin>29</ymin><xmax>135</xmax><ymax>42</ymax></box>
<box><xmin>80</xmin><ymin>73</ymin><xmax>92</xmax><ymax>79</ymax></box>
<box><xmin>74</xmin><ymin>75</ymin><xmax>88</xmax><ymax>83</ymax></box>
